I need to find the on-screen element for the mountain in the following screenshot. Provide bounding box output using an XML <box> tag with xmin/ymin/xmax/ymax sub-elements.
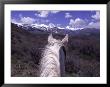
<box><xmin>11</xmin><ymin>23</ymin><xmax>100</xmax><ymax>38</ymax></box>
<box><xmin>11</xmin><ymin>23</ymin><xmax>100</xmax><ymax>77</ymax></box>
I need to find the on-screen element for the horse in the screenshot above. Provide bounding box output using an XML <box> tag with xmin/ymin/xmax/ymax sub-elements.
<box><xmin>39</xmin><ymin>34</ymin><xmax>68</xmax><ymax>77</ymax></box>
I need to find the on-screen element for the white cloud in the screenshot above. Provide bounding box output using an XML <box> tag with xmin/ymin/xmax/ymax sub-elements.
<box><xmin>51</xmin><ymin>11</ymin><xmax>60</xmax><ymax>14</ymax></box>
<box><xmin>85</xmin><ymin>19</ymin><xmax>89</xmax><ymax>22</ymax></box>
<box><xmin>68</xmin><ymin>17</ymin><xmax>100</xmax><ymax>29</ymax></box>
<box><xmin>86</xmin><ymin>22</ymin><xmax>100</xmax><ymax>29</ymax></box>
<box><xmin>11</xmin><ymin>19</ymin><xmax>17</xmax><ymax>24</ymax></box>
<box><xmin>85</xmin><ymin>11</ymin><xmax>100</xmax><ymax>29</ymax></box>
<box><xmin>69</xmin><ymin>18</ymin><xmax>86</xmax><ymax>28</ymax></box>
<box><xmin>12</xmin><ymin>13</ymin><xmax>49</xmax><ymax>25</ymax></box>
<box><xmin>40</xmin><ymin>19</ymin><xmax>49</xmax><ymax>23</ymax></box>
<box><xmin>35</xmin><ymin>11</ymin><xmax>60</xmax><ymax>18</ymax></box>
<box><xmin>65</xmin><ymin>13</ymin><xmax>72</xmax><ymax>18</ymax></box>
<box><xmin>57</xmin><ymin>24</ymin><xmax>61</xmax><ymax>27</ymax></box>
<box><xmin>35</xmin><ymin>11</ymin><xmax>49</xmax><ymax>18</ymax></box>
<box><xmin>56</xmin><ymin>24</ymin><xmax>64</xmax><ymax>28</ymax></box>
<box><xmin>91</xmin><ymin>11</ymin><xmax>100</xmax><ymax>20</ymax></box>
<box><xmin>19</xmin><ymin>14</ymin><xmax>36</xmax><ymax>24</ymax></box>
<box><xmin>20</xmin><ymin>17</ymin><xmax>35</xmax><ymax>24</ymax></box>
<box><xmin>11</xmin><ymin>18</ymin><xmax>23</xmax><ymax>26</ymax></box>
<box><xmin>69</xmin><ymin>19</ymin><xmax>74</xmax><ymax>26</ymax></box>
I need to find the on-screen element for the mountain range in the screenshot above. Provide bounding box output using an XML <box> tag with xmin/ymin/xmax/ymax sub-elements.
<box><xmin>11</xmin><ymin>23</ymin><xmax>100</xmax><ymax>38</ymax></box>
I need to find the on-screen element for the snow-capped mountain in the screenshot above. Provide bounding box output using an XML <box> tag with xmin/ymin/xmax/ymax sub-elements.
<box><xmin>11</xmin><ymin>22</ymin><xmax>100</xmax><ymax>38</ymax></box>
<box><xmin>11</xmin><ymin>21</ymin><xmax>87</xmax><ymax>32</ymax></box>
<box><xmin>12</xmin><ymin>22</ymin><xmax>64</xmax><ymax>33</ymax></box>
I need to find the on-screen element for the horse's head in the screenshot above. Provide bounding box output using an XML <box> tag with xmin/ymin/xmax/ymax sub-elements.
<box><xmin>47</xmin><ymin>34</ymin><xmax>68</xmax><ymax>76</ymax></box>
<box><xmin>48</xmin><ymin>33</ymin><xmax>68</xmax><ymax>49</ymax></box>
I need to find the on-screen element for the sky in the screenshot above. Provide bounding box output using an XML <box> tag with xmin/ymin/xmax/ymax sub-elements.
<box><xmin>11</xmin><ymin>10</ymin><xmax>100</xmax><ymax>30</ymax></box>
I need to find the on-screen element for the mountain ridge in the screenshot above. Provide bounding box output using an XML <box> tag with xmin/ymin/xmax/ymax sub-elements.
<box><xmin>11</xmin><ymin>23</ymin><xmax>100</xmax><ymax>38</ymax></box>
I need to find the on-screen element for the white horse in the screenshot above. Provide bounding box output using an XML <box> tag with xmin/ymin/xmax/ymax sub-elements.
<box><xmin>40</xmin><ymin>34</ymin><xmax>68</xmax><ymax>77</ymax></box>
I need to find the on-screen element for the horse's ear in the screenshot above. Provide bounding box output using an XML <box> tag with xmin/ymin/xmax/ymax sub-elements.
<box><xmin>61</xmin><ymin>34</ymin><xmax>68</xmax><ymax>44</ymax></box>
<box><xmin>48</xmin><ymin>33</ymin><xmax>53</xmax><ymax>42</ymax></box>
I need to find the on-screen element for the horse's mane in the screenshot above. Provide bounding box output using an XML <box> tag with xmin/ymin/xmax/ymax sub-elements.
<box><xmin>39</xmin><ymin>44</ymin><xmax>61</xmax><ymax>77</ymax></box>
<box><xmin>39</xmin><ymin>34</ymin><xmax>68</xmax><ymax>77</ymax></box>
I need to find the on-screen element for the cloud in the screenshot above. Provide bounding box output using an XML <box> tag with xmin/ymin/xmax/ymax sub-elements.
<box><xmin>51</xmin><ymin>11</ymin><xmax>60</xmax><ymax>14</ymax></box>
<box><xmin>35</xmin><ymin>11</ymin><xmax>49</xmax><ymax>18</ymax></box>
<box><xmin>11</xmin><ymin>18</ymin><xmax>17</xmax><ymax>24</ymax></box>
<box><xmin>69</xmin><ymin>18</ymin><xmax>87</xmax><ymax>28</ymax></box>
<box><xmin>69</xmin><ymin>19</ymin><xmax>74</xmax><ymax>26</ymax></box>
<box><xmin>35</xmin><ymin>11</ymin><xmax>60</xmax><ymax>18</ymax></box>
<box><xmin>20</xmin><ymin>17</ymin><xmax>36</xmax><ymax>24</ymax></box>
<box><xmin>11</xmin><ymin>18</ymin><xmax>23</xmax><ymax>26</ymax></box>
<box><xmin>18</xmin><ymin>13</ymin><xmax>36</xmax><ymax>24</ymax></box>
<box><xmin>57</xmin><ymin>24</ymin><xmax>64</xmax><ymax>28</ymax></box>
<box><xmin>91</xmin><ymin>11</ymin><xmax>100</xmax><ymax>20</ymax></box>
<box><xmin>12</xmin><ymin>13</ymin><xmax>49</xmax><ymax>25</ymax></box>
<box><xmin>86</xmin><ymin>11</ymin><xmax>100</xmax><ymax>29</ymax></box>
<box><xmin>57</xmin><ymin>24</ymin><xmax>61</xmax><ymax>27</ymax></box>
<box><xmin>86</xmin><ymin>22</ymin><xmax>100</xmax><ymax>29</ymax></box>
<box><xmin>35</xmin><ymin>19</ymin><xmax>49</xmax><ymax>24</ymax></box>
<box><xmin>68</xmin><ymin>17</ymin><xmax>100</xmax><ymax>29</ymax></box>
<box><xmin>65</xmin><ymin>13</ymin><xmax>72</xmax><ymax>18</ymax></box>
<box><xmin>40</xmin><ymin>19</ymin><xmax>49</xmax><ymax>23</ymax></box>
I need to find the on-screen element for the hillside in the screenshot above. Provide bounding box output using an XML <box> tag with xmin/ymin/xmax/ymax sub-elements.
<box><xmin>11</xmin><ymin>23</ymin><xmax>100</xmax><ymax>77</ymax></box>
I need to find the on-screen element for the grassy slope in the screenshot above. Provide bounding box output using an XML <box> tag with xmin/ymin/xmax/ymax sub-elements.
<box><xmin>11</xmin><ymin>23</ymin><xmax>100</xmax><ymax>77</ymax></box>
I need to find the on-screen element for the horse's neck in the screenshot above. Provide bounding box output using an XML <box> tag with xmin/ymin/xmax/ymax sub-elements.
<box><xmin>40</xmin><ymin>45</ymin><xmax>61</xmax><ymax>77</ymax></box>
<box><xmin>46</xmin><ymin>45</ymin><xmax>60</xmax><ymax>63</ymax></box>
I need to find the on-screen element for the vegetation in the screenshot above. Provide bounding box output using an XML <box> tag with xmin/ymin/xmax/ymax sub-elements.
<box><xmin>11</xmin><ymin>23</ymin><xmax>100</xmax><ymax>77</ymax></box>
